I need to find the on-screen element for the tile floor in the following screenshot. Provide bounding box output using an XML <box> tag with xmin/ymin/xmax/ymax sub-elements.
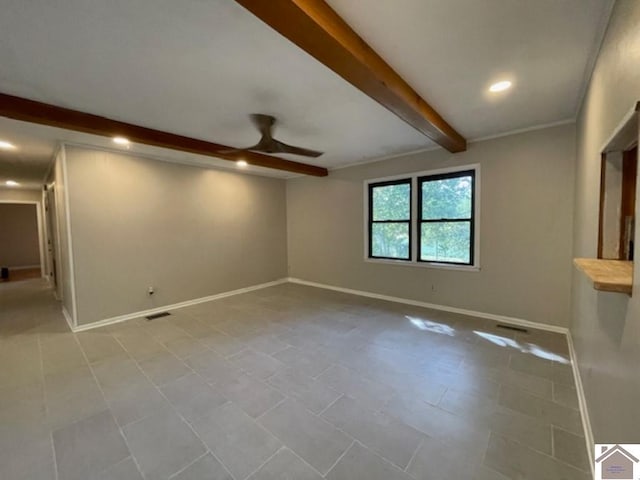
<box><xmin>0</xmin><ymin>279</ymin><xmax>591</xmax><ymax>479</ymax></box>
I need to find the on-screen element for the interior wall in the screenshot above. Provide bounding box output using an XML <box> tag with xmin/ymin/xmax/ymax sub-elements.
<box><xmin>0</xmin><ymin>188</ymin><xmax>41</xmax><ymax>203</ymax></box>
<box><xmin>0</xmin><ymin>203</ymin><xmax>40</xmax><ymax>267</ymax></box>
<box><xmin>571</xmin><ymin>0</ymin><xmax>640</xmax><ymax>444</ymax></box>
<box><xmin>287</xmin><ymin>123</ymin><xmax>576</xmax><ymax>327</ymax></box>
<box><xmin>64</xmin><ymin>146</ymin><xmax>288</xmax><ymax>326</ymax></box>
<box><xmin>46</xmin><ymin>147</ymin><xmax>76</xmax><ymax>319</ymax></box>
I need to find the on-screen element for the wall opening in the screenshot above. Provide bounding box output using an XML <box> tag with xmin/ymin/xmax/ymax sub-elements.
<box><xmin>0</xmin><ymin>202</ymin><xmax>42</xmax><ymax>282</ymax></box>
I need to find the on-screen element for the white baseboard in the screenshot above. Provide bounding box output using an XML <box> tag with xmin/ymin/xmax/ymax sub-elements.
<box><xmin>62</xmin><ymin>307</ymin><xmax>74</xmax><ymax>331</ymax></box>
<box><xmin>567</xmin><ymin>331</ymin><xmax>595</xmax><ymax>477</ymax></box>
<box><xmin>70</xmin><ymin>278</ymin><xmax>288</xmax><ymax>333</ymax></box>
<box><xmin>287</xmin><ymin>277</ymin><xmax>568</xmax><ymax>334</ymax></box>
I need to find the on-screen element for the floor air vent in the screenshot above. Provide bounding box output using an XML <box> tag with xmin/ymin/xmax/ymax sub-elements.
<box><xmin>146</xmin><ymin>312</ymin><xmax>171</xmax><ymax>321</ymax></box>
<box><xmin>496</xmin><ymin>323</ymin><xmax>528</xmax><ymax>333</ymax></box>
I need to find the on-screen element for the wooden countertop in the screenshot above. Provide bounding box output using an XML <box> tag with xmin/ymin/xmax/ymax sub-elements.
<box><xmin>573</xmin><ymin>258</ymin><xmax>633</xmax><ymax>295</ymax></box>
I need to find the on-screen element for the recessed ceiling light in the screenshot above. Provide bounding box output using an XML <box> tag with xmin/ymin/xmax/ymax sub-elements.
<box><xmin>5</xmin><ymin>180</ymin><xmax>20</xmax><ymax>187</ymax></box>
<box><xmin>236</xmin><ymin>160</ymin><xmax>248</xmax><ymax>168</ymax></box>
<box><xmin>489</xmin><ymin>80</ymin><xmax>512</xmax><ymax>93</ymax></box>
<box><xmin>0</xmin><ymin>140</ymin><xmax>16</xmax><ymax>150</ymax></box>
<box><xmin>112</xmin><ymin>136</ymin><xmax>130</xmax><ymax>146</ymax></box>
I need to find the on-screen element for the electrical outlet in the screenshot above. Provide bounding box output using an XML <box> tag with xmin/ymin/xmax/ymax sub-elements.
<box><xmin>148</xmin><ymin>286</ymin><xmax>154</xmax><ymax>295</ymax></box>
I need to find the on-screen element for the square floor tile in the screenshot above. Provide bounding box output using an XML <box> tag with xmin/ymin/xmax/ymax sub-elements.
<box><xmin>552</xmin><ymin>426</ymin><xmax>590</xmax><ymax>472</ymax></box>
<box><xmin>325</xmin><ymin>442</ymin><xmax>412</xmax><ymax>480</ymax></box>
<box><xmin>123</xmin><ymin>409</ymin><xmax>206</xmax><ymax>480</ymax></box>
<box><xmin>53</xmin><ymin>410</ymin><xmax>130</xmax><ymax>480</ymax></box>
<box><xmin>321</xmin><ymin>395</ymin><xmax>424</xmax><ymax>469</ymax></box>
<box><xmin>214</xmin><ymin>372</ymin><xmax>284</xmax><ymax>418</ymax></box>
<box><xmin>193</xmin><ymin>402</ymin><xmax>281</xmax><ymax>480</ymax></box>
<box><xmin>272</xmin><ymin>346</ymin><xmax>332</xmax><ymax>377</ymax></box>
<box><xmin>137</xmin><ymin>352</ymin><xmax>192</xmax><ymax>386</ymax></box>
<box><xmin>258</xmin><ymin>399</ymin><xmax>352</xmax><ymax>475</ymax></box>
<box><xmin>228</xmin><ymin>349</ymin><xmax>287</xmax><ymax>379</ymax></box>
<box><xmin>267</xmin><ymin>368</ymin><xmax>341</xmax><ymax>414</ymax></box>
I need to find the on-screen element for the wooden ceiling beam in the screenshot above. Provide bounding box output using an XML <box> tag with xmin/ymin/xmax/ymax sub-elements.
<box><xmin>235</xmin><ymin>0</ymin><xmax>466</xmax><ymax>153</ymax></box>
<box><xmin>0</xmin><ymin>93</ymin><xmax>328</xmax><ymax>177</ymax></box>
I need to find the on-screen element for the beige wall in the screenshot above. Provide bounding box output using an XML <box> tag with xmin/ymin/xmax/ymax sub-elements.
<box><xmin>0</xmin><ymin>188</ymin><xmax>41</xmax><ymax>203</ymax></box>
<box><xmin>47</xmin><ymin>148</ymin><xmax>76</xmax><ymax>319</ymax></box>
<box><xmin>571</xmin><ymin>0</ymin><xmax>640</xmax><ymax>444</ymax></box>
<box><xmin>0</xmin><ymin>203</ymin><xmax>40</xmax><ymax>267</ymax></box>
<box><xmin>288</xmin><ymin>124</ymin><xmax>576</xmax><ymax>327</ymax></box>
<box><xmin>64</xmin><ymin>146</ymin><xmax>288</xmax><ymax>326</ymax></box>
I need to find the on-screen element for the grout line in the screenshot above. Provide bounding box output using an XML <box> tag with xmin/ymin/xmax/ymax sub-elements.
<box><xmin>478</xmin><ymin>429</ymin><xmax>491</xmax><ymax>473</ymax></box>
<box><xmin>317</xmin><ymin>393</ymin><xmax>345</xmax><ymax>417</ymax></box>
<box><xmin>310</xmin><ymin>361</ymin><xmax>333</xmax><ymax>380</ymax></box>
<box><xmin>167</xmin><ymin>450</ymin><xmax>209</xmax><ymax>480</ymax></box>
<box><xmin>434</xmin><ymin>386</ymin><xmax>448</xmax><ymax>406</ymax></box>
<box><xmin>242</xmin><ymin>446</ymin><xmax>285</xmax><ymax>480</ymax></box>
<box><xmin>323</xmin><ymin>439</ymin><xmax>356</xmax><ymax>476</ymax></box>
<box><xmin>285</xmin><ymin>445</ymin><xmax>330</xmax><ymax>479</ymax></box>
<box><xmin>404</xmin><ymin>436</ymin><xmax>424</xmax><ymax>473</ymax></box>
<box><xmin>254</xmin><ymin>396</ymin><xmax>288</xmax><ymax>421</ymax></box>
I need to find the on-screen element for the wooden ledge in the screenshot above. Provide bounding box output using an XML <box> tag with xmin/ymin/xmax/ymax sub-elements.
<box><xmin>573</xmin><ymin>258</ymin><xmax>633</xmax><ymax>295</ymax></box>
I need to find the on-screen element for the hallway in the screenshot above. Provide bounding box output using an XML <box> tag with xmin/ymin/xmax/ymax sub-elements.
<box><xmin>0</xmin><ymin>279</ymin><xmax>69</xmax><ymax>479</ymax></box>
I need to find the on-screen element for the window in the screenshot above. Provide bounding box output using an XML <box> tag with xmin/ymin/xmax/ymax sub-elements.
<box><xmin>419</xmin><ymin>170</ymin><xmax>475</xmax><ymax>265</ymax></box>
<box><xmin>365</xmin><ymin>165</ymin><xmax>479</xmax><ymax>269</ymax></box>
<box><xmin>368</xmin><ymin>179</ymin><xmax>411</xmax><ymax>260</ymax></box>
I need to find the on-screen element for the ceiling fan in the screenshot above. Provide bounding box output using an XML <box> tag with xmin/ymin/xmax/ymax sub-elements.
<box><xmin>227</xmin><ymin>114</ymin><xmax>323</xmax><ymax>158</ymax></box>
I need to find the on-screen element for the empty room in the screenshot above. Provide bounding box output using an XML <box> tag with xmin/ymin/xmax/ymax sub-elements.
<box><xmin>0</xmin><ymin>1</ymin><xmax>638</xmax><ymax>479</ymax></box>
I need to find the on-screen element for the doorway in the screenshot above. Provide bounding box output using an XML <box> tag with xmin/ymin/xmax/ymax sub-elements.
<box><xmin>0</xmin><ymin>201</ymin><xmax>44</xmax><ymax>282</ymax></box>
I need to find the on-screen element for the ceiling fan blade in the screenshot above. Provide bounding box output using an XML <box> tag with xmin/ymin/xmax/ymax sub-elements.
<box><xmin>240</xmin><ymin>113</ymin><xmax>324</xmax><ymax>158</ymax></box>
<box><xmin>272</xmin><ymin>140</ymin><xmax>324</xmax><ymax>157</ymax></box>
<box><xmin>250</xmin><ymin>114</ymin><xmax>276</xmax><ymax>136</ymax></box>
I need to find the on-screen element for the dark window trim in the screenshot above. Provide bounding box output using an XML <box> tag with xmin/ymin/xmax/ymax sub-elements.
<box><xmin>417</xmin><ymin>169</ymin><xmax>475</xmax><ymax>266</ymax></box>
<box><xmin>368</xmin><ymin>178</ymin><xmax>412</xmax><ymax>261</ymax></box>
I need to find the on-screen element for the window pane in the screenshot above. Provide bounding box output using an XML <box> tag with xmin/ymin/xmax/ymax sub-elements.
<box><xmin>421</xmin><ymin>221</ymin><xmax>471</xmax><ymax>263</ymax></box>
<box><xmin>422</xmin><ymin>175</ymin><xmax>472</xmax><ymax>220</ymax></box>
<box><xmin>371</xmin><ymin>223</ymin><xmax>409</xmax><ymax>259</ymax></box>
<box><xmin>372</xmin><ymin>183</ymin><xmax>410</xmax><ymax>220</ymax></box>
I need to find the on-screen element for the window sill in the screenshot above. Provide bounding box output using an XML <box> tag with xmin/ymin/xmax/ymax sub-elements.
<box><xmin>573</xmin><ymin>258</ymin><xmax>633</xmax><ymax>295</ymax></box>
<box><xmin>365</xmin><ymin>257</ymin><xmax>480</xmax><ymax>272</ymax></box>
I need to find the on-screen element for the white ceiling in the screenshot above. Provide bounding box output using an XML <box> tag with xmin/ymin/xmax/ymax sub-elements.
<box><xmin>0</xmin><ymin>0</ymin><xmax>613</xmax><ymax>186</ymax></box>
